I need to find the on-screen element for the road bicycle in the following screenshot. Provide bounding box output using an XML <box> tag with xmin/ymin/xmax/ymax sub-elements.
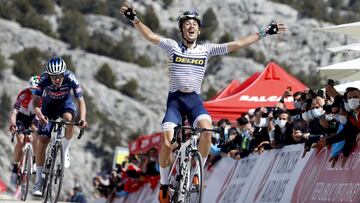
<box><xmin>167</xmin><ymin>124</ymin><xmax>222</xmax><ymax>203</ymax></box>
<box><xmin>41</xmin><ymin>119</ymin><xmax>84</xmax><ymax>203</ymax></box>
<box><xmin>11</xmin><ymin>128</ymin><xmax>34</xmax><ymax>201</ymax></box>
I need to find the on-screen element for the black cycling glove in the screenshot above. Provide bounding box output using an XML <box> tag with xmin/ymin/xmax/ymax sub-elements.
<box><xmin>257</xmin><ymin>22</ymin><xmax>279</xmax><ymax>39</ymax></box>
<box><xmin>124</xmin><ymin>6</ymin><xmax>137</xmax><ymax>22</ymax></box>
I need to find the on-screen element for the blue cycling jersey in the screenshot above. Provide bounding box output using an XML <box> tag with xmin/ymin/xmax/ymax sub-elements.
<box><xmin>33</xmin><ymin>70</ymin><xmax>83</xmax><ymax>101</ymax></box>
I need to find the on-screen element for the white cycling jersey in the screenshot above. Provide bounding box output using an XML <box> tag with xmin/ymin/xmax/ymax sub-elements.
<box><xmin>159</xmin><ymin>38</ymin><xmax>228</xmax><ymax>94</ymax></box>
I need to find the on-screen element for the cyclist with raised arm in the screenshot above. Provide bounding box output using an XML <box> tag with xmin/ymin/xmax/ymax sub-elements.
<box><xmin>9</xmin><ymin>75</ymin><xmax>40</xmax><ymax>186</ymax></box>
<box><xmin>31</xmin><ymin>57</ymin><xmax>88</xmax><ymax>196</ymax></box>
<box><xmin>120</xmin><ymin>2</ymin><xmax>285</xmax><ymax>202</ymax></box>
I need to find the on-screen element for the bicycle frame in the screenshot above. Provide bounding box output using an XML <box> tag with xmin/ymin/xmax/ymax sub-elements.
<box><xmin>42</xmin><ymin>119</ymin><xmax>84</xmax><ymax>203</ymax></box>
<box><xmin>168</xmin><ymin>125</ymin><xmax>222</xmax><ymax>203</ymax></box>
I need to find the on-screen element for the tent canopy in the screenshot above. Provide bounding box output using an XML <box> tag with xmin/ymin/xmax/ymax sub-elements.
<box><xmin>317</xmin><ymin>21</ymin><xmax>360</xmax><ymax>37</ymax></box>
<box><xmin>210</xmin><ymin>72</ymin><xmax>260</xmax><ymax>101</ymax></box>
<box><xmin>327</xmin><ymin>43</ymin><xmax>360</xmax><ymax>52</ymax></box>
<box><xmin>204</xmin><ymin>62</ymin><xmax>308</xmax><ymax>122</ymax></box>
<box><xmin>317</xmin><ymin>57</ymin><xmax>360</xmax><ymax>82</ymax></box>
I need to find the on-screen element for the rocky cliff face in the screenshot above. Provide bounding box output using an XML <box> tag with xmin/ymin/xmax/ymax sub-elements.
<box><xmin>0</xmin><ymin>0</ymin><xmax>359</xmax><ymax>200</ymax></box>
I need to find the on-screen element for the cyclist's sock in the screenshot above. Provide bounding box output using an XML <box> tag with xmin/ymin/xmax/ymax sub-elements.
<box><xmin>35</xmin><ymin>166</ymin><xmax>43</xmax><ymax>183</ymax></box>
<box><xmin>62</xmin><ymin>138</ymin><xmax>71</xmax><ymax>151</ymax></box>
<box><xmin>201</xmin><ymin>156</ymin><xmax>207</xmax><ymax>168</ymax></box>
<box><xmin>159</xmin><ymin>166</ymin><xmax>170</xmax><ymax>185</ymax></box>
<box><xmin>12</xmin><ymin>163</ymin><xmax>18</xmax><ymax>173</ymax></box>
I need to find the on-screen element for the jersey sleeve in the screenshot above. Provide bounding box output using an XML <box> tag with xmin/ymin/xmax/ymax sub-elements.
<box><xmin>205</xmin><ymin>43</ymin><xmax>228</xmax><ymax>57</ymax></box>
<box><xmin>13</xmin><ymin>91</ymin><xmax>25</xmax><ymax>110</ymax></box>
<box><xmin>158</xmin><ymin>38</ymin><xmax>177</xmax><ymax>56</ymax></box>
<box><xmin>67</xmin><ymin>72</ymin><xmax>83</xmax><ymax>99</ymax></box>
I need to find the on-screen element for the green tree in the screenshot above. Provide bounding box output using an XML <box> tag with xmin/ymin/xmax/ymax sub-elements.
<box><xmin>61</xmin><ymin>55</ymin><xmax>76</xmax><ymax>73</ymax></box>
<box><xmin>11</xmin><ymin>48</ymin><xmax>47</xmax><ymax>80</ymax></box>
<box><xmin>58</xmin><ymin>10</ymin><xmax>89</xmax><ymax>48</ymax></box>
<box><xmin>119</xmin><ymin>79</ymin><xmax>139</xmax><ymax>98</ymax></box>
<box><xmin>0</xmin><ymin>0</ymin><xmax>54</xmax><ymax>36</ymax></box>
<box><xmin>143</xmin><ymin>6</ymin><xmax>160</xmax><ymax>32</ymax></box>
<box><xmin>111</xmin><ymin>36</ymin><xmax>136</xmax><ymax>62</ymax></box>
<box><xmin>199</xmin><ymin>8</ymin><xmax>218</xmax><ymax>41</ymax></box>
<box><xmin>0</xmin><ymin>52</ymin><xmax>7</xmax><ymax>74</ymax></box>
<box><xmin>0</xmin><ymin>92</ymin><xmax>11</xmax><ymax>129</ymax></box>
<box><xmin>29</xmin><ymin>0</ymin><xmax>55</xmax><ymax>14</ymax></box>
<box><xmin>95</xmin><ymin>63</ymin><xmax>116</xmax><ymax>89</ymax></box>
<box><xmin>162</xmin><ymin>0</ymin><xmax>174</xmax><ymax>8</ymax></box>
<box><xmin>218</xmin><ymin>32</ymin><xmax>234</xmax><ymax>43</ymax></box>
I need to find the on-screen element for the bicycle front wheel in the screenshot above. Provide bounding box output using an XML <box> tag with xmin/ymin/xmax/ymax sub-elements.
<box><xmin>186</xmin><ymin>151</ymin><xmax>203</xmax><ymax>203</ymax></box>
<box><xmin>20</xmin><ymin>147</ymin><xmax>32</xmax><ymax>201</ymax></box>
<box><xmin>43</xmin><ymin>143</ymin><xmax>64</xmax><ymax>203</ymax></box>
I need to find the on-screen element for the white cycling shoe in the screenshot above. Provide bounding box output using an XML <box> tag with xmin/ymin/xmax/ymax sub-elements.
<box><xmin>32</xmin><ymin>181</ymin><xmax>43</xmax><ymax>196</ymax></box>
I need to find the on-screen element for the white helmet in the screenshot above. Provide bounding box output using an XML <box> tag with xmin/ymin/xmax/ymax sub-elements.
<box><xmin>46</xmin><ymin>57</ymin><xmax>66</xmax><ymax>75</ymax></box>
<box><xmin>28</xmin><ymin>75</ymin><xmax>40</xmax><ymax>88</ymax></box>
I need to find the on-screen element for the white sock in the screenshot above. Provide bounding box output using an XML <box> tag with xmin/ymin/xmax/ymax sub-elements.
<box><xmin>159</xmin><ymin>166</ymin><xmax>170</xmax><ymax>185</ymax></box>
<box><xmin>62</xmin><ymin>138</ymin><xmax>71</xmax><ymax>152</ymax></box>
<box><xmin>36</xmin><ymin>166</ymin><xmax>43</xmax><ymax>183</ymax></box>
<box><xmin>201</xmin><ymin>156</ymin><xmax>207</xmax><ymax>168</ymax></box>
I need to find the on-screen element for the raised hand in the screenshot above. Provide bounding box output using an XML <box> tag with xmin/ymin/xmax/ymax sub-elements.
<box><xmin>120</xmin><ymin>2</ymin><xmax>137</xmax><ymax>22</ymax></box>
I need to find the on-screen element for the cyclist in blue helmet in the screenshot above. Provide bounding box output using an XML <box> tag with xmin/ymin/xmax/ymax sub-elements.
<box><xmin>31</xmin><ymin>56</ymin><xmax>88</xmax><ymax>196</ymax></box>
<box><xmin>120</xmin><ymin>2</ymin><xmax>285</xmax><ymax>202</ymax></box>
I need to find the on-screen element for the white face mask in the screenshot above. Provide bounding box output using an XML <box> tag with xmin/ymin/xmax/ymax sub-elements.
<box><xmin>312</xmin><ymin>108</ymin><xmax>324</xmax><ymax>118</ymax></box>
<box><xmin>324</xmin><ymin>114</ymin><xmax>334</xmax><ymax>121</ymax></box>
<box><xmin>294</xmin><ymin>101</ymin><xmax>302</xmax><ymax>110</ymax></box>
<box><xmin>275</xmin><ymin>118</ymin><xmax>287</xmax><ymax>128</ymax></box>
<box><xmin>307</xmin><ymin>111</ymin><xmax>314</xmax><ymax>120</ymax></box>
<box><xmin>302</xmin><ymin>112</ymin><xmax>309</xmax><ymax>122</ymax></box>
<box><xmin>348</xmin><ymin>98</ymin><xmax>359</xmax><ymax>110</ymax></box>
<box><xmin>257</xmin><ymin>118</ymin><xmax>268</xmax><ymax>127</ymax></box>
<box><xmin>344</xmin><ymin>102</ymin><xmax>352</xmax><ymax>112</ymax></box>
<box><xmin>338</xmin><ymin>115</ymin><xmax>347</xmax><ymax>124</ymax></box>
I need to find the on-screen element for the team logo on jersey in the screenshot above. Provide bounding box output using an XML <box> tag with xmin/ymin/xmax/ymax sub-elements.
<box><xmin>173</xmin><ymin>54</ymin><xmax>205</xmax><ymax>67</ymax></box>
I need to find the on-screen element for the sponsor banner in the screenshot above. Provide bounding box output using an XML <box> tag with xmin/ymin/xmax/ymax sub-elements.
<box><xmin>292</xmin><ymin>146</ymin><xmax>360</xmax><ymax>203</ymax></box>
<box><xmin>214</xmin><ymin>154</ymin><xmax>266</xmax><ymax>203</ymax></box>
<box><xmin>239</xmin><ymin>95</ymin><xmax>294</xmax><ymax>102</ymax></box>
<box><xmin>203</xmin><ymin>158</ymin><xmax>237</xmax><ymax>203</ymax></box>
<box><xmin>135</xmin><ymin>184</ymin><xmax>159</xmax><ymax>203</ymax></box>
<box><xmin>245</xmin><ymin>144</ymin><xmax>311</xmax><ymax>203</ymax></box>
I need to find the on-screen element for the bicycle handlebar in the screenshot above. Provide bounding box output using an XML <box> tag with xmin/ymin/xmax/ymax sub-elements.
<box><xmin>11</xmin><ymin>129</ymin><xmax>34</xmax><ymax>143</ymax></box>
<box><xmin>48</xmin><ymin>119</ymin><xmax>85</xmax><ymax>139</ymax></box>
<box><xmin>171</xmin><ymin>124</ymin><xmax>224</xmax><ymax>144</ymax></box>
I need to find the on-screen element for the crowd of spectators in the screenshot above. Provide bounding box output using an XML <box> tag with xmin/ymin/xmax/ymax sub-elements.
<box><xmin>209</xmin><ymin>80</ymin><xmax>360</xmax><ymax>169</ymax></box>
<box><xmin>94</xmin><ymin>79</ymin><xmax>360</xmax><ymax>201</ymax></box>
<box><xmin>92</xmin><ymin>148</ymin><xmax>160</xmax><ymax>202</ymax></box>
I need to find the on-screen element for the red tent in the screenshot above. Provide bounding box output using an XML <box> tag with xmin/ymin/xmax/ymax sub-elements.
<box><xmin>129</xmin><ymin>132</ymin><xmax>161</xmax><ymax>155</ymax></box>
<box><xmin>210</xmin><ymin>72</ymin><xmax>261</xmax><ymax>101</ymax></box>
<box><xmin>204</xmin><ymin>62</ymin><xmax>307</xmax><ymax>122</ymax></box>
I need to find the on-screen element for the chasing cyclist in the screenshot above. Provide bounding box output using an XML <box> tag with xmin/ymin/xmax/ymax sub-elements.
<box><xmin>9</xmin><ymin>75</ymin><xmax>40</xmax><ymax>186</ymax></box>
<box><xmin>120</xmin><ymin>2</ymin><xmax>285</xmax><ymax>202</ymax></box>
<box><xmin>31</xmin><ymin>57</ymin><xmax>88</xmax><ymax>196</ymax></box>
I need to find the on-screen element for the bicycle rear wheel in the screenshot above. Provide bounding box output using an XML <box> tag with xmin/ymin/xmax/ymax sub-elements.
<box><xmin>43</xmin><ymin>143</ymin><xmax>64</xmax><ymax>203</ymax></box>
<box><xmin>20</xmin><ymin>147</ymin><xmax>32</xmax><ymax>201</ymax></box>
<box><xmin>186</xmin><ymin>151</ymin><xmax>203</xmax><ymax>203</ymax></box>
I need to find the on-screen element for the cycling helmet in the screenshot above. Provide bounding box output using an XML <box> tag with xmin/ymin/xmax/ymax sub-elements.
<box><xmin>27</xmin><ymin>75</ymin><xmax>40</xmax><ymax>88</ymax></box>
<box><xmin>46</xmin><ymin>57</ymin><xmax>66</xmax><ymax>75</ymax></box>
<box><xmin>178</xmin><ymin>11</ymin><xmax>202</xmax><ymax>30</ymax></box>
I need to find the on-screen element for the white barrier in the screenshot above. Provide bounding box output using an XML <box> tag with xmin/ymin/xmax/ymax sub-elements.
<box><xmin>111</xmin><ymin>144</ymin><xmax>360</xmax><ymax>203</ymax></box>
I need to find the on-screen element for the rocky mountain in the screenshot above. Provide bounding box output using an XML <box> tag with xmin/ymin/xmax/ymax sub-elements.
<box><xmin>0</xmin><ymin>0</ymin><xmax>360</xmax><ymax>201</ymax></box>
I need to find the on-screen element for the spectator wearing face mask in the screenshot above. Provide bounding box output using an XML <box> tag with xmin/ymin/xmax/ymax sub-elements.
<box><xmin>253</xmin><ymin>107</ymin><xmax>272</xmax><ymax>153</ymax></box>
<box><xmin>268</xmin><ymin>110</ymin><xmax>296</xmax><ymax>148</ymax></box>
<box><xmin>290</xmin><ymin>91</ymin><xmax>306</xmax><ymax>122</ymax></box>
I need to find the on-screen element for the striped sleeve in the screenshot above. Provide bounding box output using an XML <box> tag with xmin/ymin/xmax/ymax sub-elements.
<box><xmin>158</xmin><ymin>38</ymin><xmax>177</xmax><ymax>55</ymax></box>
<box><xmin>205</xmin><ymin>43</ymin><xmax>229</xmax><ymax>57</ymax></box>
